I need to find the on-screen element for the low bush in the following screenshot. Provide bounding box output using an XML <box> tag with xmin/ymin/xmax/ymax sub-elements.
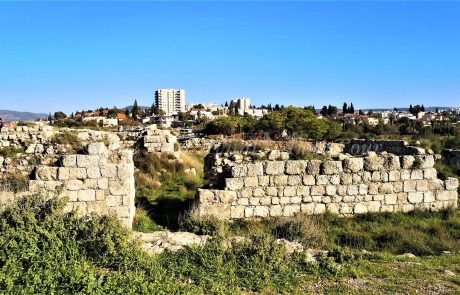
<box><xmin>0</xmin><ymin>146</ymin><xmax>25</xmax><ymax>158</ymax></box>
<box><xmin>50</xmin><ymin>131</ymin><xmax>83</xmax><ymax>153</ymax></box>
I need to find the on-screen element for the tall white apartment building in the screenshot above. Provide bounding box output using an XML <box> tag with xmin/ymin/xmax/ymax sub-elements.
<box><xmin>155</xmin><ymin>89</ymin><xmax>185</xmax><ymax>114</ymax></box>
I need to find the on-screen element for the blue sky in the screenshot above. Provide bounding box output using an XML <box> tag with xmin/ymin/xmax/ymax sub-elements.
<box><xmin>0</xmin><ymin>1</ymin><xmax>459</xmax><ymax>114</ymax></box>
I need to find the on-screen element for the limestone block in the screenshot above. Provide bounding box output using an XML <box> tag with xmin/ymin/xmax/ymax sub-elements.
<box><xmin>354</xmin><ymin>203</ymin><xmax>368</xmax><ymax>214</ymax></box>
<box><xmin>258</xmin><ymin>176</ymin><xmax>270</xmax><ymax>186</ymax></box>
<box><xmin>380</xmin><ymin>205</ymin><xmax>394</xmax><ymax>212</ymax></box>
<box><xmin>340</xmin><ymin>173</ymin><xmax>353</xmax><ymax>185</ymax></box>
<box><xmin>284</xmin><ymin>186</ymin><xmax>297</xmax><ymax>197</ymax></box>
<box><xmin>36</xmin><ymin>166</ymin><xmax>58</xmax><ymax>181</ymax></box>
<box><xmin>311</xmin><ymin>185</ymin><xmax>325</xmax><ymax>196</ymax></box>
<box><xmin>225</xmin><ymin>178</ymin><xmax>244</xmax><ymax>190</ymax></box>
<box><xmin>371</xmin><ymin>171</ymin><xmax>381</xmax><ymax>182</ymax></box>
<box><xmin>87</xmin><ymin>167</ymin><xmax>101</xmax><ymax>179</ymax></box>
<box><xmin>423</xmin><ymin>168</ymin><xmax>437</xmax><ymax>180</ymax></box>
<box><xmin>326</xmin><ymin>203</ymin><xmax>340</xmax><ymax>214</ymax></box>
<box><xmin>337</xmin><ymin>185</ymin><xmax>347</xmax><ymax>196</ymax></box>
<box><xmin>388</xmin><ymin>171</ymin><xmax>401</xmax><ymax>182</ymax></box>
<box><xmin>403</xmin><ymin>180</ymin><xmax>416</xmax><ymax>192</ymax></box>
<box><xmin>265</xmin><ymin>187</ymin><xmax>278</xmax><ymax>196</ymax></box>
<box><xmin>423</xmin><ymin>192</ymin><xmax>435</xmax><ymax>203</ymax></box>
<box><xmin>82</xmin><ymin>179</ymin><xmax>98</xmax><ymax>189</ymax></box>
<box><xmin>249</xmin><ymin>198</ymin><xmax>260</xmax><ymax>205</ymax></box>
<box><xmin>58</xmin><ymin>168</ymin><xmax>70</xmax><ymax>180</ymax></box>
<box><xmin>316</xmin><ymin>175</ymin><xmax>330</xmax><ymax>185</ymax></box>
<box><xmin>358</xmin><ymin>184</ymin><xmax>368</xmax><ymax>195</ymax></box>
<box><xmin>219</xmin><ymin>191</ymin><xmax>238</xmax><ymax>203</ymax></box>
<box><xmin>100</xmin><ymin>165</ymin><xmax>117</xmax><ymax>178</ymax></box>
<box><xmin>343</xmin><ymin>157</ymin><xmax>364</xmax><ymax>173</ymax></box>
<box><xmin>445</xmin><ymin>177</ymin><xmax>459</xmax><ymax>191</ymax></box>
<box><xmin>237</xmin><ymin>198</ymin><xmax>249</xmax><ymax>205</ymax></box>
<box><xmin>368</xmin><ymin>183</ymin><xmax>378</xmax><ymax>195</ymax></box>
<box><xmin>117</xmin><ymin>164</ymin><xmax>133</xmax><ymax>179</ymax></box>
<box><xmin>78</xmin><ymin>189</ymin><xmax>96</xmax><ymax>202</ymax></box>
<box><xmin>279</xmin><ymin>196</ymin><xmax>290</xmax><ymax>204</ymax></box>
<box><xmin>260</xmin><ymin>197</ymin><xmax>271</xmax><ymax>206</ymax></box>
<box><xmin>288</xmin><ymin>175</ymin><xmax>302</xmax><ymax>186</ymax></box>
<box><xmin>63</xmin><ymin>190</ymin><xmax>78</xmax><ymax>202</ymax></box>
<box><xmin>62</xmin><ymin>155</ymin><xmax>77</xmax><ymax>167</ymax></box>
<box><xmin>364</xmin><ymin>156</ymin><xmax>384</xmax><ymax>171</ymax></box>
<box><xmin>314</xmin><ymin>203</ymin><xmax>326</xmax><ymax>214</ymax></box>
<box><xmin>109</xmin><ymin>180</ymin><xmax>130</xmax><ymax>196</ymax></box>
<box><xmin>340</xmin><ymin>204</ymin><xmax>352</xmax><ymax>214</ymax></box>
<box><xmin>68</xmin><ymin>168</ymin><xmax>87</xmax><ymax>180</ymax></box>
<box><xmin>97</xmin><ymin>178</ymin><xmax>109</xmax><ymax>190</ymax></box>
<box><xmin>247</xmin><ymin>163</ymin><xmax>264</xmax><ymax>176</ymax></box>
<box><xmin>332</xmin><ymin>196</ymin><xmax>343</xmax><ymax>203</ymax></box>
<box><xmin>416</xmin><ymin>180</ymin><xmax>429</xmax><ymax>192</ymax></box>
<box><xmin>306</xmin><ymin>160</ymin><xmax>321</xmax><ymax>175</ymax></box>
<box><xmin>302</xmin><ymin>196</ymin><xmax>313</xmax><ymax>203</ymax></box>
<box><xmin>65</xmin><ymin>179</ymin><xmax>83</xmax><ymax>191</ymax></box>
<box><xmin>330</xmin><ymin>175</ymin><xmax>340</xmax><ymax>185</ymax></box>
<box><xmin>96</xmin><ymin>190</ymin><xmax>106</xmax><ymax>201</ymax></box>
<box><xmin>385</xmin><ymin>155</ymin><xmax>401</xmax><ymax>170</ymax></box>
<box><xmin>280</xmin><ymin>152</ymin><xmax>290</xmax><ymax>160</ymax></box>
<box><xmin>385</xmin><ymin>194</ymin><xmax>397</xmax><ymax>205</ymax></box>
<box><xmin>230</xmin><ymin>165</ymin><xmax>247</xmax><ymax>178</ymax></box>
<box><xmin>352</xmin><ymin>174</ymin><xmax>363</xmax><ymax>184</ymax></box>
<box><xmin>265</xmin><ymin>161</ymin><xmax>285</xmax><ymax>175</ymax></box>
<box><xmin>272</xmin><ymin>197</ymin><xmax>280</xmax><ymax>205</ymax></box>
<box><xmin>273</xmin><ymin>175</ymin><xmax>288</xmax><ymax>186</ymax></box>
<box><xmin>347</xmin><ymin>185</ymin><xmax>359</xmax><ymax>196</ymax></box>
<box><xmin>401</xmin><ymin>156</ymin><xmax>415</xmax><ymax>169</ymax></box>
<box><xmin>379</xmin><ymin>183</ymin><xmax>393</xmax><ymax>194</ymax></box>
<box><xmin>427</xmin><ymin>179</ymin><xmax>444</xmax><ymax>191</ymax></box>
<box><xmin>283</xmin><ymin>204</ymin><xmax>301</xmax><ymax>216</ymax></box>
<box><xmin>285</xmin><ymin>160</ymin><xmax>308</xmax><ymax>175</ymax></box>
<box><xmin>253</xmin><ymin>187</ymin><xmax>265</xmax><ymax>197</ymax></box>
<box><xmin>87</xmin><ymin>201</ymin><xmax>108</xmax><ymax>215</ymax></box>
<box><xmin>231</xmin><ymin>206</ymin><xmax>245</xmax><ymax>218</ymax></box>
<box><xmin>77</xmin><ymin>155</ymin><xmax>99</xmax><ymax>168</ymax></box>
<box><xmin>393</xmin><ymin>181</ymin><xmax>403</xmax><ymax>193</ymax></box>
<box><xmin>244</xmin><ymin>177</ymin><xmax>259</xmax><ymax>187</ymax></box>
<box><xmin>267</xmin><ymin>150</ymin><xmax>281</xmax><ymax>160</ymax></box>
<box><xmin>414</xmin><ymin>155</ymin><xmax>435</xmax><ymax>169</ymax></box>
<box><xmin>87</xmin><ymin>142</ymin><xmax>107</xmax><ymax>155</ymax></box>
<box><xmin>291</xmin><ymin>196</ymin><xmax>302</xmax><ymax>204</ymax></box>
<box><xmin>303</xmin><ymin>175</ymin><xmax>316</xmax><ymax>186</ymax></box>
<box><xmin>244</xmin><ymin>207</ymin><xmax>254</xmax><ymax>217</ymax></box>
<box><xmin>411</xmin><ymin>170</ymin><xmax>424</xmax><ymax>180</ymax></box>
<box><xmin>436</xmin><ymin>190</ymin><xmax>457</xmax><ymax>201</ymax></box>
<box><xmin>270</xmin><ymin>205</ymin><xmax>283</xmax><ymax>217</ymax></box>
<box><xmin>28</xmin><ymin>180</ymin><xmax>45</xmax><ymax>192</ymax></box>
<box><xmin>325</xmin><ymin>185</ymin><xmax>337</xmax><ymax>196</ymax></box>
<box><xmin>44</xmin><ymin>181</ymin><xmax>62</xmax><ymax>191</ymax></box>
<box><xmin>367</xmin><ymin>201</ymin><xmax>381</xmax><ymax>212</ymax></box>
<box><xmin>254</xmin><ymin>206</ymin><xmax>269</xmax><ymax>217</ymax></box>
<box><xmin>400</xmin><ymin>169</ymin><xmax>411</xmax><ymax>180</ymax></box>
<box><xmin>408</xmin><ymin>192</ymin><xmax>424</xmax><ymax>204</ymax></box>
<box><xmin>321</xmin><ymin>161</ymin><xmax>343</xmax><ymax>175</ymax></box>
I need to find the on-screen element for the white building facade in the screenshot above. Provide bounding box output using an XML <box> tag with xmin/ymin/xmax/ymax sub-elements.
<box><xmin>155</xmin><ymin>89</ymin><xmax>185</xmax><ymax>114</ymax></box>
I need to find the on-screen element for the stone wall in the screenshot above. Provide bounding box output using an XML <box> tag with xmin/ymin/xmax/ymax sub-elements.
<box><xmin>0</xmin><ymin>142</ymin><xmax>136</xmax><ymax>228</ymax></box>
<box><xmin>195</xmin><ymin>153</ymin><xmax>458</xmax><ymax>219</ymax></box>
<box><xmin>344</xmin><ymin>139</ymin><xmax>425</xmax><ymax>156</ymax></box>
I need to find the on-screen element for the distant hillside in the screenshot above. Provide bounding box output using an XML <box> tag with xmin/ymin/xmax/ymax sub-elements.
<box><xmin>0</xmin><ymin>110</ymin><xmax>48</xmax><ymax>122</ymax></box>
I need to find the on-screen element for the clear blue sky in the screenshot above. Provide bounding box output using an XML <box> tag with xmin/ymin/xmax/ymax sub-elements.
<box><xmin>0</xmin><ymin>1</ymin><xmax>459</xmax><ymax>114</ymax></box>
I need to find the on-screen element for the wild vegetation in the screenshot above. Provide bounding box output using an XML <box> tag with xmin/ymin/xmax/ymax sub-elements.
<box><xmin>1</xmin><ymin>195</ymin><xmax>459</xmax><ymax>294</ymax></box>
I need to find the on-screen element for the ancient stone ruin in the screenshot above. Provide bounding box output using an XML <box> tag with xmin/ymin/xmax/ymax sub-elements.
<box><xmin>194</xmin><ymin>145</ymin><xmax>458</xmax><ymax>219</ymax></box>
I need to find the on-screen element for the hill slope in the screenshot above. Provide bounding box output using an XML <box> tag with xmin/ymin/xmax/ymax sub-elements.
<box><xmin>0</xmin><ymin>110</ymin><xmax>48</xmax><ymax>122</ymax></box>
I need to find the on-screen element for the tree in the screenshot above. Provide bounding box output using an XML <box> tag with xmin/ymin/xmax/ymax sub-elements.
<box><xmin>54</xmin><ymin>111</ymin><xmax>67</xmax><ymax>121</ymax></box>
<box><xmin>359</xmin><ymin>109</ymin><xmax>364</xmax><ymax>115</ymax></box>
<box><xmin>224</xmin><ymin>101</ymin><xmax>228</xmax><ymax>107</ymax></box>
<box><xmin>409</xmin><ymin>104</ymin><xmax>413</xmax><ymax>114</ymax></box>
<box><xmin>342</xmin><ymin>102</ymin><xmax>348</xmax><ymax>113</ymax></box>
<box><xmin>131</xmin><ymin>99</ymin><xmax>140</xmax><ymax>120</ymax></box>
<box><xmin>320</xmin><ymin>106</ymin><xmax>328</xmax><ymax>116</ymax></box>
<box><xmin>421</xmin><ymin>104</ymin><xmax>425</xmax><ymax>112</ymax></box>
<box><xmin>349</xmin><ymin>103</ymin><xmax>355</xmax><ymax>114</ymax></box>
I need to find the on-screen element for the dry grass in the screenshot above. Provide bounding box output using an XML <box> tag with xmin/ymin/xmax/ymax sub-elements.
<box><xmin>0</xmin><ymin>171</ymin><xmax>29</xmax><ymax>192</ymax></box>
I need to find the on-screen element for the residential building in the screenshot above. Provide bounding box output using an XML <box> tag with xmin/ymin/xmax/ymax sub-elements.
<box><xmin>155</xmin><ymin>89</ymin><xmax>185</xmax><ymax>115</ymax></box>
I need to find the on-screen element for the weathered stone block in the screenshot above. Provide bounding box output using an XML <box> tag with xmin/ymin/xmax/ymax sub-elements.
<box><xmin>254</xmin><ymin>206</ymin><xmax>269</xmax><ymax>217</ymax></box>
<box><xmin>109</xmin><ymin>180</ymin><xmax>130</xmax><ymax>196</ymax></box>
<box><xmin>306</xmin><ymin>160</ymin><xmax>321</xmax><ymax>175</ymax></box>
<box><xmin>401</xmin><ymin>156</ymin><xmax>415</xmax><ymax>169</ymax></box>
<box><xmin>354</xmin><ymin>203</ymin><xmax>368</xmax><ymax>214</ymax></box>
<box><xmin>270</xmin><ymin>205</ymin><xmax>283</xmax><ymax>216</ymax></box>
<box><xmin>284</xmin><ymin>204</ymin><xmax>301</xmax><ymax>216</ymax></box>
<box><xmin>408</xmin><ymin>192</ymin><xmax>424</xmax><ymax>204</ymax></box>
<box><xmin>36</xmin><ymin>166</ymin><xmax>58</xmax><ymax>181</ymax></box>
<box><xmin>284</xmin><ymin>186</ymin><xmax>297</xmax><ymax>197</ymax></box>
<box><xmin>364</xmin><ymin>156</ymin><xmax>384</xmax><ymax>171</ymax></box>
<box><xmin>265</xmin><ymin>161</ymin><xmax>285</xmax><ymax>175</ymax></box>
<box><xmin>62</xmin><ymin>155</ymin><xmax>77</xmax><ymax>167</ymax></box>
<box><xmin>411</xmin><ymin>169</ymin><xmax>424</xmax><ymax>180</ymax></box>
<box><xmin>311</xmin><ymin>185</ymin><xmax>325</xmax><ymax>196</ymax></box>
<box><xmin>273</xmin><ymin>175</ymin><xmax>288</xmax><ymax>186</ymax></box>
<box><xmin>65</xmin><ymin>179</ymin><xmax>83</xmax><ymax>191</ymax></box>
<box><xmin>321</xmin><ymin>161</ymin><xmax>343</xmax><ymax>175</ymax></box>
<box><xmin>231</xmin><ymin>206</ymin><xmax>245</xmax><ymax>218</ymax></box>
<box><xmin>385</xmin><ymin>194</ymin><xmax>397</xmax><ymax>205</ymax></box>
<box><xmin>244</xmin><ymin>177</ymin><xmax>258</xmax><ymax>187</ymax></box>
<box><xmin>343</xmin><ymin>157</ymin><xmax>364</xmax><ymax>173</ymax></box>
<box><xmin>58</xmin><ymin>167</ymin><xmax>70</xmax><ymax>180</ymax></box>
<box><xmin>423</xmin><ymin>168</ymin><xmax>437</xmax><ymax>179</ymax></box>
<box><xmin>87</xmin><ymin>142</ymin><xmax>107</xmax><ymax>155</ymax></box>
<box><xmin>225</xmin><ymin>178</ymin><xmax>244</xmax><ymax>190</ymax></box>
<box><xmin>303</xmin><ymin>175</ymin><xmax>316</xmax><ymax>185</ymax></box>
<box><xmin>285</xmin><ymin>160</ymin><xmax>308</xmax><ymax>175</ymax></box>
<box><xmin>288</xmin><ymin>175</ymin><xmax>302</xmax><ymax>186</ymax></box>
<box><xmin>76</xmin><ymin>155</ymin><xmax>99</xmax><ymax>168</ymax></box>
<box><xmin>325</xmin><ymin>185</ymin><xmax>337</xmax><ymax>196</ymax></box>
<box><xmin>78</xmin><ymin>189</ymin><xmax>96</xmax><ymax>202</ymax></box>
<box><xmin>445</xmin><ymin>177</ymin><xmax>459</xmax><ymax>191</ymax></box>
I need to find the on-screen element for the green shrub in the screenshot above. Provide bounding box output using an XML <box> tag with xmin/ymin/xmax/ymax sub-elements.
<box><xmin>50</xmin><ymin>131</ymin><xmax>83</xmax><ymax>153</ymax></box>
<box><xmin>0</xmin><ymin>146</ymin><xmax>25</xmax><ymax>158</ymax></box>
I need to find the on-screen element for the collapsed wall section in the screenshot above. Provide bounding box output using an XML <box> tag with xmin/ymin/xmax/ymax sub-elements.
<box><xmin>195</xmin><ymin>153</ymin><xmax>458</xmax><ymax>219</ymax></box>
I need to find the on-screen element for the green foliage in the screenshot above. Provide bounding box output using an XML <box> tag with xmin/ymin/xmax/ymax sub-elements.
<box><xmin>0</xmin><ymin>196</ymin><xmax>359</xmax><ymax>294</ymax></box>
<box><xmin>0</xmin><ymin>146</ymin><xmax>25</xmax><ymax>158</ymax></box>
<box><xmin>50</xmin><ymin>131</ymin><xmax>83</xmax><ymax>152</ymax></box>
